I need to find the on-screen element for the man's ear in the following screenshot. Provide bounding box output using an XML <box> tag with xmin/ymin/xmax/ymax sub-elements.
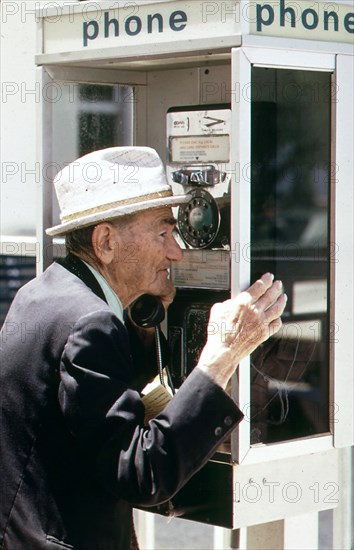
<box><xmin>91</xmin><ymin>223</ymin><xmax>120</xmax><ymax>265</ymax></box>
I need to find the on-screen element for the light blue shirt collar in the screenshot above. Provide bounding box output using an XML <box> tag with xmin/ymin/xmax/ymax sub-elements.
<box><xmin>83</xmin><ymin>261</ymin><xmax>124</xmax><ymax>324</ymax></box>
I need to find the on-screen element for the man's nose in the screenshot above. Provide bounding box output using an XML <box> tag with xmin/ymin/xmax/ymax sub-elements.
<box><xmin>167</xmin><ymin>235</ymin><xmax>184</xmax><ymax>262</ymax></box>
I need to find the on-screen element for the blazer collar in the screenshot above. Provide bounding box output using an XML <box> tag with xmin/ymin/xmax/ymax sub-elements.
<box><xmin>57</xmin><ymin>254</ymin><xmax>107</xmax><ymax>304</ymax></box>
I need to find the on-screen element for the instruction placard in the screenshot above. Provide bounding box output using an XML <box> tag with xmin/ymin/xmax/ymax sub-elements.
<box><xmin>171</xmin><ymin>249</ymin><xmax>230</xmax><ymax>290</ymax></box>
<box><xmin>170</xmin><ymin>135</ymin><xmax>229</xmax><ymax>163</ymax></box>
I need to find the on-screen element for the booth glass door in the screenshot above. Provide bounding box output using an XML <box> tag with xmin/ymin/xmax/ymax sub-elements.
<box><xmin>250</xmin><ymin>66</ymin><xmax>331</xmax><ymax>445</ymax></box>
<box><xmin>231</xmin><ymin>48</ymin><xmax>336</xmax><ymax>462</ymax></box>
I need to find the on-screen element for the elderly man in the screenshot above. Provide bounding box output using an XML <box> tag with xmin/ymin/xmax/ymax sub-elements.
<box><xmin>0</xmin><ymin>147</ymin><xmax>286</xmax><ymax>549</ymax></box>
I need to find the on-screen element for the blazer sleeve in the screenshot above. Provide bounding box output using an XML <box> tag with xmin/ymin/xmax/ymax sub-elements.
<box><xmin>59</xmin><ymin>308</ymin><xmax>243</xmax><ymax>507</ymax></box>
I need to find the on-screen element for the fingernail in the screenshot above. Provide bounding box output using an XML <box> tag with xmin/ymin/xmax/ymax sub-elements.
<box><xmin>267</xmin><ymin>272</ymin><xmax>274</xmax><ymax>281</ymax></box>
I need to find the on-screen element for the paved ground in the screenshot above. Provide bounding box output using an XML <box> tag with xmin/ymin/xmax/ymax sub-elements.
<box><xmin>153</xmin><ymin>515</ymin><xmax>214</xmax><ymax>549</ymax></box>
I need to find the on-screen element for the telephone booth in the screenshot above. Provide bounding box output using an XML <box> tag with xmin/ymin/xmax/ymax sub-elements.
<box><xmin>30</xmin><ymin>1</ymin><xmax>354</xmax><ymax>547</ymax></box>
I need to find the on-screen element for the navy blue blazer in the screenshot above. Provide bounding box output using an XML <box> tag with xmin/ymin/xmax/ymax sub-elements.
<box><xmin>0</xmin><ymin>256</ymin><xmax>243</xmax><ymax>549</ymax></box>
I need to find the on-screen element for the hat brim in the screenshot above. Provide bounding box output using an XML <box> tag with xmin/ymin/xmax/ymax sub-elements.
<box><xmin>46</xmin><ymin>193</ymin><xmax>191</xmax><ymax>237</ymax></box>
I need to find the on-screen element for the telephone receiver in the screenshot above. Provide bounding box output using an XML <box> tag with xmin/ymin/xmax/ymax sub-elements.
<box><xmin>130</xmin><ymin>294</ymin><xmax>175</xmax><ymax>394</ymax></box>
<box><xmin>130</xmin><ymin>294</ymin><xmax>165</xmax><ymax>328</ymax></box>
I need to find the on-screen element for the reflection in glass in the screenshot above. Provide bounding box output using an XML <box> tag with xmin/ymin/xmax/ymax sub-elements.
<box><xmin>78</xmin><ymin>84</ymin><xmax>133</xmax><ymax>157</ymax></box>
<box><xmin>250</xmin><ymin>68</ymin><xmax>332</xmax><ymax>444</ymax></box>
<box><xmin>51</xmin><ymin>83</ymin><xmax>133</xmax><ymax>226</ymax></box>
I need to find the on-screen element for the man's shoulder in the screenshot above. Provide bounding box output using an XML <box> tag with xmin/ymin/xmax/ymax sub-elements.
<box><xmin>19</xmin><ymin>261</ymin><xmax>111</xmax><ymax>321</ymax></box>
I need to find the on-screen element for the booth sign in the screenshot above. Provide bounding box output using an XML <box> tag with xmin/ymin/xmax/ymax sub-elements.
<box><xmin>38</xmin><ymin>1</ymin><xmax>354</xmax><ymax>57</ymax></box>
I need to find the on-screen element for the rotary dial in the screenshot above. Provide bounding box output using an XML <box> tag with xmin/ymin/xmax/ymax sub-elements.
<box><xmin>178</xmin><ymin>188</ymin><xmax>220</xmax><ymax>248</ymax></box>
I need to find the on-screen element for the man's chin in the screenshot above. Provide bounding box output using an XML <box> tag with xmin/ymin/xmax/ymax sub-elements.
<box><xmin>149</xmin><ymin>279</ymin><xmax>173</xmax><ymax>298</ymax></box>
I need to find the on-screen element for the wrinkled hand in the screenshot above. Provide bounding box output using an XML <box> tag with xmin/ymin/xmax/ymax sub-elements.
<box><xmin>197</xmin><ymin>273</ymin><xmax>287</xmax><ymax>389</ymax></box>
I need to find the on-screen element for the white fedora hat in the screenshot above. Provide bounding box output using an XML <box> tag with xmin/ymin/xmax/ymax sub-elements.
<box><xmin>46</xmin><ymin>146</ymin><xmax>189</xmax><ymax>236</ymax></box>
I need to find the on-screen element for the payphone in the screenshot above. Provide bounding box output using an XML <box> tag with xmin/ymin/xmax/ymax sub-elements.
<box><xmin>165</xmin><ymin>106</ymin><xmax>232</xmax><ymax>389</ymax></box>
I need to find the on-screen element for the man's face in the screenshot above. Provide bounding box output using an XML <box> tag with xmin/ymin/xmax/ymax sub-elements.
<box><xmin>112</xmin><ymin>207</ymin><xmax>183</xmax><ymax>304</ymax></box>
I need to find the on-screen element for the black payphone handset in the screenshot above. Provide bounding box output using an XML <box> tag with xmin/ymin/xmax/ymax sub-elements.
<box><xmin>130</xmin><ymin>294</ymin><xmax>175</xmax><ymax>394</ymax></box>
<box><xmin>130</xmin><ymin>294</ymin><xmax>165</xmax><ymax>329</ymax></box>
